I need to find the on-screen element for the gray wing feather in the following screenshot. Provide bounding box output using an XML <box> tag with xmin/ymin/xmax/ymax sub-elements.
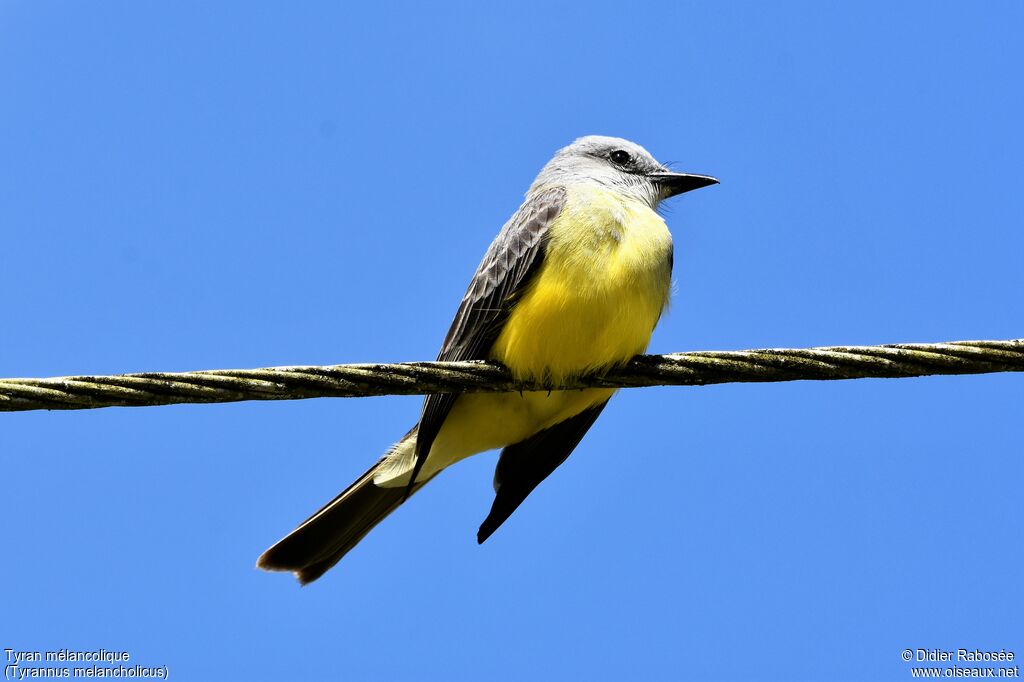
<box><xmin>409</xmin><ymin>187</ymin><xmax>567</xmax><ymax>488</ymax></box>
<box><xmin>438</xmin><ymin>187</ymin><xmax>565</xmax><ymax>362</ymax></box>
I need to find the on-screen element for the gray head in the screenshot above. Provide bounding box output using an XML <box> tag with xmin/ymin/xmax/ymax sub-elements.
<box><xmin>529</xmin><ymin>135</ymin><xmax>717</xmax><ymax>208</ymax></box>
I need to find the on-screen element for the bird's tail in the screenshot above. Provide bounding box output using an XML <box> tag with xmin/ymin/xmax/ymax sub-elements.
<box><xmin>257</xmin><ymin>427</ymin><xmax>427</xmax><ymax>584</ymax></box>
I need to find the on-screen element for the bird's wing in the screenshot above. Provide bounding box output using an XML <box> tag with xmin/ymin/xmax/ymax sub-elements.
<box><xmin>408</xmin><ymin>186</ymin><xmax>567</xmax><ymax>489</ymax></box>
<box><xmin>477</xmin><ymin>399</ymin><xmax>609</xmax><ymax>543</ymax></box>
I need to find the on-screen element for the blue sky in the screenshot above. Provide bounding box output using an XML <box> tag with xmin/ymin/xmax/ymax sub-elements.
<box><xmin>2</xmin><ymin>2</ymin><xmax>1021</xmax><ymax>680</ymax></box>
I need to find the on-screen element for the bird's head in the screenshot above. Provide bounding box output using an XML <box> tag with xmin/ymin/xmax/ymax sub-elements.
<box><xmin>531</xmin><ymin>135</ymin><xmax>718</xmax><ymax>208</ymax></box>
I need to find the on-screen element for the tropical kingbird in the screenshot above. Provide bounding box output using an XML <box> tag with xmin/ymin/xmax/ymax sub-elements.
<box><xmin>258</xmin><ymin>135</ymin><xmax>717</xmax><ymax>583</ymax></box>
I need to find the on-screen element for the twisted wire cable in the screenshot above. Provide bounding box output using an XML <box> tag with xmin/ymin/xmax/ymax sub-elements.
<box><xmin>1</xmin><ymin>339</ymin><xmax>1021</xmax><ymax>413</ymax></box>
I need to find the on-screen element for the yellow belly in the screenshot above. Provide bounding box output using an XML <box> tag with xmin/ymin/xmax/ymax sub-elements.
<box><xmin>490</xmin><ymin>185</ymin><xmax>673</xmax><ymax>382</ymax></box>
<box><xmin>425</xmin><ymin>186</ymin><xmax>673</xmax><ymax>469</ymax></box>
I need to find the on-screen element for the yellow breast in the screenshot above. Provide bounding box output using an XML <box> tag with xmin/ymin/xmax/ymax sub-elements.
<box><xmin>489</xmin><ymin>185</ymin><xmax>673</xmax><ymax>383</ymax></box>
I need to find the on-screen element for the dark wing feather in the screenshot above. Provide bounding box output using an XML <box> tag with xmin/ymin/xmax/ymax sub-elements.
<box><xmin>408</xmin><ymin>186</ymin><xmax>567</xmax><ymax>490</ymax></box>
<box><xmin>477</xmin><ymin>400</ymin><xmax>609</xmax><ymax>543</ymax></box>
<box><xmin>438</xmin><ymin>185</ymin><xmax>567</xmax><ymax>363</ymax></box>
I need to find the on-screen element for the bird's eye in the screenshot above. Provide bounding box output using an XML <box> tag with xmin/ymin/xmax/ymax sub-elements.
<box><xmin>609</xmin><ymin>149</ymin><xmax>632</xmax><ymax>166</ymax></box>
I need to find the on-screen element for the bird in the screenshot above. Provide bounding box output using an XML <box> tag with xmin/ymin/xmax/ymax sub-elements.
<box><xmin>257</xmin><ymin>135</ymin><xmax>717</xmax><ymax>584</ymax></box>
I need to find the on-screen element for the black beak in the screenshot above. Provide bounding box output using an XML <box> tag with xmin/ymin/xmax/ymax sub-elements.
<box><xmin>648</xmin><ymin>171</ymin><xmax>719</xmax><ymax>198</ymax></box>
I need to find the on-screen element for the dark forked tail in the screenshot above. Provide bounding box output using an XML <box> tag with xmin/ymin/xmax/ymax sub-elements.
<box><xmin>257</xmin><ymin>456</ymin><xmax>427</xmax><ymax>585</ymax></box>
